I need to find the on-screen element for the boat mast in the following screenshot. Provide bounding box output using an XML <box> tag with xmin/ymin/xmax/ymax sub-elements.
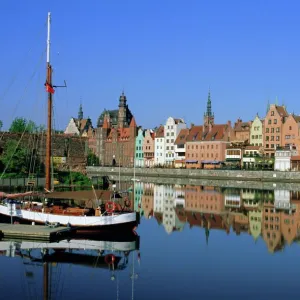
<box><xmin>45</xmin><ymin>12</ymin><xmax>52</xmax><ymax>191</ymax></box>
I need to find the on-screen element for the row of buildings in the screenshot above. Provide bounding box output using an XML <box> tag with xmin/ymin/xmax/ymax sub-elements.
<box><xmin>133</xmin><ymin>181</ymin><xmax>300</xmax><ymax>253</ymax></box>
<box><xmin>64</xmin><ymin>91</ymin><xmax>300</xmax><ymax>170</ymax></box>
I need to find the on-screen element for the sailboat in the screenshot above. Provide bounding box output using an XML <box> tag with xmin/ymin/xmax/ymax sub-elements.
<box><xmin>0</xmin><ymin>12</ymin><xmax>139</xmax><ymax>231</ymax></box>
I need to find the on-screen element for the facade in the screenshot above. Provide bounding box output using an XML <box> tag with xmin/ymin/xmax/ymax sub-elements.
<box><xmin>274</xmin><ymin>146</ymin><xmax>297</xmax><ymax>171</ymax></box>
<box><xmin>186</xmin><ymin>123</ymin><xmax>232</xmax><ymax>169</ymax></box>
<box><xmin>141</xmin><ymin>183</ymin><xmax>154</xmax><ymax>219</ymax></box>
<box><xmin>250</xmin><ymin>115</ymin><xmax>264</xmax><ymax>146</ymax></box>
<box><xmin>264</xmin><ymin>104</ymin><xmax>288</xmax><ymax>157</ymax></box>
<box><xmin>233</xmin><ymin>118</ymin><xmax>251</xmax><ymax>143</ymax></box>
<box><xmin>95</xmin><ymin>92</ymin><xmax>137</xmax><ymax>166</ymax></box>
<box><xmin>174</xmin><ymin>128</ymin><xmax>189</xmax><ymax>168</ymax></box>
<box><xmin>164</xmin><ymin>117</ymin><xmax>187</xmax><ymax>166</ymax></box>
<box><xmin>282</xmin><ymin>114</ymin><xmax>300</xmax><ymax>155</ymax></box>
<box><xmin>154</xmin><ymin>126</ymin><xmax>165</xmax><ymax>166</ymax></box>
<box><xmin>242</xmin><ymin>145</ymin><xmax>261</xmax><ymax>169</ymax></box>
<box><xmin>135</xmin><ymin>128</ymin><xmax>145</xmax><ymax>167</ymax></box>
<box><xmin>143</xmin><ymin>129</ymin><xmax>155</xmax><ymax>167</ymax></box>
<box><xmin>249</xmin><ymin>210</ymin><xmax>262</xmax><ymax>241</ymax></box>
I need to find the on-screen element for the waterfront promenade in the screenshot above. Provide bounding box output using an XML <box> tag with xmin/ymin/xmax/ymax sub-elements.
<box><xmin>87</xmin><ymin>166</ymin><xmax>300</xmax><ymax>190</ymax></box>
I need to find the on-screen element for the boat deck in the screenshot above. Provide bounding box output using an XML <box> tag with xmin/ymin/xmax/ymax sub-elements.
<box><xmin>0</xmin><ymin>223</ymin><xmax>73</xmax><ymax>241</ymax></box>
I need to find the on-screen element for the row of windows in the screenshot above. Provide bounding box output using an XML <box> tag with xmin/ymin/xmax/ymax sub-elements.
<box><xmin>253</xmin><ymin>126</ymin><xmax>261</xmax><ymax>131</ymax></box>
<box><xmin>268</xmin><ymin>119</ymin><xmax>278</xmax><ymax>124</ymax></box>
<box><xmin>285</xmin><ymin>135</ymin><xmax>295</xmax><ymax>139</ymax></box>
<box><xmin>265</xmin><ymin>136</ymin><xmax>280</xmax><ymax>141</ymax></box>
<box><xmin>187</xmin><ymin>153</ymin><xmax>219</xmax><ymax>158</ymax></box>
<box><xmin>265</xmin><ymin>144</ymin><xmax>280</xmax><ymax>149</ymax></box>
<box><xmin>166</xmin><ymin>132</ymin><xmax>174</xmax><ymax>136</ymax></box>
<box><xmin>266</xmin><ymin>127</ymin><xmax>280</xmax><ymax>133</ymax></box>
<box><xmin>251</xmin><ymin>135</ymin><xmax>262</xmax><ymax>139</ymax></box>
<box><xmin>187</xmin><ymin>144</ymin><xmax>219</xmax><ymax>150</ymax></box>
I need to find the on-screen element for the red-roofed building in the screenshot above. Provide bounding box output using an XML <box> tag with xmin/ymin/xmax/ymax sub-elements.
<box><xmin>264</xmin><ymin>104</ymin><xmax>288</xmax><ymax>157</ymax></box>
<box><xmin>95</xmin><ymin>92</ymin><xmax>137</xmax><ymax>166</ymax></box>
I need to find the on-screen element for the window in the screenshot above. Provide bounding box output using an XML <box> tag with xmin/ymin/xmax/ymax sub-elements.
<box><xmin>268</xmin><ymin>120</ymin><xmax>271</xmax><ymax>124</ymax></box>
<box><xmin>271</xmin><ymin>111</ymin><xmax>274</xmax><ymax>116</ymax></box>
<box><xmin>266</xmin><ymin>128</ymin><xmax>269</xmax><ymax>133</ymax></box>
<box><xmin>276</xmin><ymin>136</ymin><xmax>280</xmax><ymax>141</ymax></box>
<box><xmin>274</xmin><ymin>119</ymin><xmax>277</xmax><ymax>124</ymax></box>
<box><xmin>271</xmin><ymin>128</ymin><xmax>274</xmax><ymax>133</ymax></box>
<box><xmin>276</xmin><ymin>127</ymin><xmax>280</xmax><ymax>133</ymax></box>
<box><xmin>289</xmin><ymin>126</ymin><xmax>292</xmax><ymax>130</ymax></box>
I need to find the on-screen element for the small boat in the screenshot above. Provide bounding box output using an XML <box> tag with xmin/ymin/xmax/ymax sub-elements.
<box><xmin>0</xmin><ymin>12</ymin><xmax>138</xmax><ymax>231</ymax></box>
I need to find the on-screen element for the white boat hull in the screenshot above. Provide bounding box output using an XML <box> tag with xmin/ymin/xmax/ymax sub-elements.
<box><xmin>0</xmin><ymin>203</ymin><xmax>137</xmax><ymax>229</ymax></box>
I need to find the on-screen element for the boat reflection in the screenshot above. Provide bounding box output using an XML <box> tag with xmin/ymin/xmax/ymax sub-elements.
<box><xmin>0</xmin><ymin>232</ymin><xmax>140</xmax><ymax>299</ymax></box>
<box><xmin>134</xmin><ymin>181</ymin><xmax>300</xmax><ymax>253</ymax></box>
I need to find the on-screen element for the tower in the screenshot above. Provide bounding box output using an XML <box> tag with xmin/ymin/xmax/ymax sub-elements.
<box><xmin>204</xmin><ymin>89</ymin><xmax>214</xmax><ymax>126</ymax></box>
<box><xmin>78</xmin><ymin>103</ymin><xmax>83</xmax><ymax>120</ymax></box>
<box><xmin>118</xmin><ymin>91</ymin><xmax>127</xmax><ymax>128</ymax></box>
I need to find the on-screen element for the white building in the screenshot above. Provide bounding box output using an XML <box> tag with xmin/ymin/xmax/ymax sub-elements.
<box><xmin>153</xmin><ymin>184</ymin><xmax>176</xmax><ymax>234</ymax></box>
<box><xmin>274</xmin><ymin>146</ymin><xmax>297</xmax><ymax>171</ymax></box>
<box><xmin>164</xmin><ymin>117</ymin><xmax>187</xmax><ymax>166</ymax></box>
<box><xmin>154</xmin><ymin>125</ymin><xmax>165</xmax><ymax>166</ymax></box>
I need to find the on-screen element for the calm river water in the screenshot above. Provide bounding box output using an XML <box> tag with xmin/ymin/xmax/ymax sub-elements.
<box><xmin>1</xmin><ymin>181</ymin><xmax>300</xmax><ymax>300</ymax></box>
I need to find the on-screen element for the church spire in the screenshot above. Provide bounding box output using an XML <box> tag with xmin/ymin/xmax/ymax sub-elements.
<box><xmin>206</xmin><ymin>89</ymin><xmax>212</xmax><ymax>117</ymax></box>
<box><xmin>78</xmin><ymin>103</ymin><xmax>83</xmax><ymax>120</ymax></box>
<box><xmin>204</xmin><ymin>88</ymin><xmax>214</xmax><ymax>126</ymax></box>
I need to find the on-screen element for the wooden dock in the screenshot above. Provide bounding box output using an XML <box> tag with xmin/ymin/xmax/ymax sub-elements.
<box><xmin>0</xmin><ymin>223</ymin><xmax>73</xmax><ymax>241</ymax></box>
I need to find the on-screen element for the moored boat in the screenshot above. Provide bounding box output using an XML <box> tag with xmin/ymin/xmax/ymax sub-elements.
<box><xmin>0</xmin><ymin>12</ymin><xmax>138</xmax><ymax>231</ymax></box>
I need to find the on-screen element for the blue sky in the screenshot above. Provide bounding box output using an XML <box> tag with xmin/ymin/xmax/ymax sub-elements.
<box><xmin>0</xmin><ymin>0</ymin><xmax>300</xmax><ymax>130</ymax></box>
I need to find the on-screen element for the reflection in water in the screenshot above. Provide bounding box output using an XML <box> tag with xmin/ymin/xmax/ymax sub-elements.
<box><xmin>0</xmin><ymin>233</ymin><xmax>140</xmax><ymax>300</ymax></box>
<box><xmin>134</xmin><ymin>181</ymin><xmax>300</xmax><ymax>253</ymax></box>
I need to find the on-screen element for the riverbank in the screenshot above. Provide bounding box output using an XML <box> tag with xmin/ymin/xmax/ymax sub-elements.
<box><xmin>87</xmin><ymin>166</ymin><xmax>300</xmax><ymax>184</ymax></box>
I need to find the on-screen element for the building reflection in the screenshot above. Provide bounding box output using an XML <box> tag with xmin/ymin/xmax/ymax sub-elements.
<box><xmin>133</xmin><ymin>181</ymin><xmax>300</xmax><ymax>253</ymax></box>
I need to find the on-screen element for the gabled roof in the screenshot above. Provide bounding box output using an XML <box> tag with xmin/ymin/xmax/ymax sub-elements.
<box><xmin>174</xmin><ymin>128</ymin><xmax>189</xmax><ymax>145</ymax></box>
<box><xmin>202</xmin><ymin>124</ymin><xmax>228</xmax><ymax>141</ymax></box>
<box><xmin>292</xmin><ymin>115</ymin><xmax>300</xmax><ymax>123</ymax></box>
<box><xmin>186</xmin><ymin>126</ymin><xmax>203</xmax><ymax>142</ymax></box>
<box><xmin>276</xmin><ymin>105</ymin><xmax>288</xmax><ymax>117</ymax></box>
<box><xmin>155</xmin><ymin>125</ymin><xmax>164</xmax><ymax>138</ymax></box>
<box><xmin>129</xmin><ymin>117</ymin><xmax>137</xmax><ymax>128</ymax></box>
<box><xmin>71</xmin><ymin>118</ymin><xmax>93</xmax><ymax>134</ymax></box>
<box><xmin>234</xmin><ymin>120</ymin><xmax>251</xmax><ymax>132</ymax></box>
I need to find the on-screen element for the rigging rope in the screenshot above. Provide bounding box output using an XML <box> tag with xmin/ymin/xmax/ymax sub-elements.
<box><xmin>0</xmin><ymin>48</ymin><xmax>46</xmax><ymax>142</ymax></box>
<box><xmin>0</xmin><ymin>20</ymin><xmax>47</xmax><ymax>106</ymax></box>
<box><xmin>0</xmin><ymin>49</ymin><xmax>46</xmax><ymax>179</ymax></box>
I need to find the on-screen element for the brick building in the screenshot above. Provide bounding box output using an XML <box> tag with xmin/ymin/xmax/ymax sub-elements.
<box><xmin>95</xmin><ymin>92</ymin><xmax>137</xmax><ymax>167</ymax></box>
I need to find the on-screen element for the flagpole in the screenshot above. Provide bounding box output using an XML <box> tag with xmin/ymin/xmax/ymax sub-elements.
<box><xmin>45</xmin><ymin>12</ymin><xmax>52</xmax><ymax>192</ymax></box>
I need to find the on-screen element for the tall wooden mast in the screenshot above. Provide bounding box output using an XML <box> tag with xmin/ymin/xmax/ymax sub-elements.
<box><xmin>45</xmin><ymin>12</ymin><xmax>52</xmax><ymax>191</ymax></box>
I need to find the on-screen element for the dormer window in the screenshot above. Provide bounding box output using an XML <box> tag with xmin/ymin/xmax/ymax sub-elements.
<box><xmin>271</xmin><ymin>111</ymin><xmax>274</xmax><ymax>116</ymax></box>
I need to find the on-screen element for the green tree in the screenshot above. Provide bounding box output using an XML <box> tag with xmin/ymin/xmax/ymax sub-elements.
<box><xmin>0</xmin><ymin>120</ymin><xmax>3</xmax><ymax>131</ymax></box>
<box><xmin>9</xmin><ymin>117</ymin><xmax>38</xmax><ymax>133</ymax></box>
<box><xmin>0</xmin><ymin>140</ymin><xmax>29</xmax><ymax>175</ymax></box>
<box><xmin>87</xmin><ymin>149</ymin><xmax>99</xmax><ymax>166</ymax></box>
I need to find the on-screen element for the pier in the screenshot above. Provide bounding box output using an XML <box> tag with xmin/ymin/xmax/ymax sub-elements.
<box><xmin>0</xmin><ymin>223</ymin><xmax>73</xmax><ymax>241</ymax></box>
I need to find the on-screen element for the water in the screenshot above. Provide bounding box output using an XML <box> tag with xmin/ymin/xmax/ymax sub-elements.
<box><xmin>1</xmin><ymin>181</ymin><xmax>300</xmax><ymax>300</ymax></box>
